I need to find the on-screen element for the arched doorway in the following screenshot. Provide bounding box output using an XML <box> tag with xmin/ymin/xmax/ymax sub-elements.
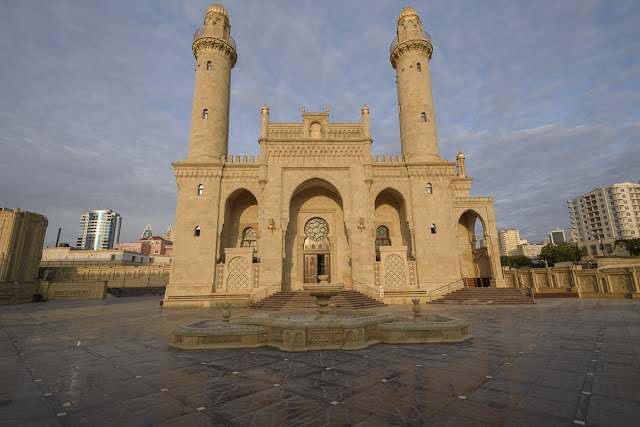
<box><xmin>283</xmin><ymin>180</ymin><xmax>346</xmax><ymax>291</ymax></box>
<box><xmin>457</xmin><ymin>210</ymin><xmax>493</xmax><ymax>287</ymax></box>
<box><xmin>374</xmin><ymin>188</ymin><xmax>411</xmax><ymax>260</ymax></box>
<box><xmin>221</xmin><ymin>189</ymin><xmax>258</xmax><ymax>262</ymax></box>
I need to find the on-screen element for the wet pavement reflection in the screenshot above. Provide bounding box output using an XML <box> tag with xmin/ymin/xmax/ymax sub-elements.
<box><xmin>1</xmin><ymin>297</ymin><xmax>639</xmax><ymax>425</ymax></box>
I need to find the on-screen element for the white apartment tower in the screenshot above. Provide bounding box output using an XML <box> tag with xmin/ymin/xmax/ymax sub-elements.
<box><xmin>498</xmin><ymin>229</ymin><xmax>523</xmax><ymax>257</ymax></box>
<box><xmin>568</xmin><ymin>182</ymin><xmax>640</xmax><ymax>242</ymax></box>
<box><xmin>76</xmin><ymin>209</ymin><xmax>122</xmax><ymax>250</ymax></box>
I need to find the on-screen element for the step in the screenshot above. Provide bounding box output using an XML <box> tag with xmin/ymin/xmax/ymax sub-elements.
<box><xmin>429</xmin><ymin>287</ymin><xmax>535</xmax><ymax>305</ymax></box>
<box><xmin>250</xmin><ymin>289</ymin><xmax>386</xmax><ymax>311</ymax></box>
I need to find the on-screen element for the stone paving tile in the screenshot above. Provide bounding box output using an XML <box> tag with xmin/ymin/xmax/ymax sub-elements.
<box><xmin>516</xmin><ymin>395</ymin><xmax>577</xmax><ymax>419</ymax></box>
<box><xmin>503</xmin><ymin>409</ymin><xmax>575</xmax><ymax>426</ymax></box>
<box><xmin>285</xmin><ymin>403</ymin><xmax>376</xmax><ymax>426</ymax></box>
<box><xmin>591</xmin><ymin>375</ymin><xmax>640</xmax><ymax>402</ymax></box>
<box><xmin>2</xmin><ymin>297</ymin><xmax>640</xmax><ymax>425</ymax></box>
<box><xmin>587</xmin><ymin>395</ymin><xmax>640</xmax><ymax>426</ymax></box>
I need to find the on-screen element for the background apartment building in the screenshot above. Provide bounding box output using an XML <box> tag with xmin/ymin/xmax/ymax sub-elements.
<box><xmin>568</xmin><ymin>182</ymin><xmax>640</xmax><ymax>242</ymax></box>
<box><xmin>498</xmin><ymin>229</ymin><xmax>525</xmax><ymax>256</ymax></box>
<box><xmin>76</xmin><ymin>209</ymin><xmax>122</xmax><ymax>250</ymax></box>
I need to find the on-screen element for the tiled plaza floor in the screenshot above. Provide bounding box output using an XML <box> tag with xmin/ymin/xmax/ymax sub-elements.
<box><xmin>1</xmin><ymin>297</ymin><xmax>639</xmax><ymax>426</ymax></box>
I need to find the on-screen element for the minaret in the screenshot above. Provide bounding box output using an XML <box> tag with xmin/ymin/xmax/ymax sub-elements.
<box><xmin>390</xmin><ymin>7</ymin><xmax>439</xmax><ymax>163</ymax></box>
<box><xmin>187</xmin><ymin>3</ymin><xmax>237</xmax><ymax>161</ymax></box>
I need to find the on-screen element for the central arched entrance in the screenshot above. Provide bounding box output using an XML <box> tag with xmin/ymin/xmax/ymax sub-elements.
<box><xmin>283</xmin><ymin>179</ymin><xmax>347</xmax><ymax>291</ymax></box>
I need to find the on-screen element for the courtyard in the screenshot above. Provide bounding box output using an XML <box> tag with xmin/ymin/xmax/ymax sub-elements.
<box><xmin>1</xmin><ymin>297</ymin><xmax>639</xmax><ymax>426</ymax></box>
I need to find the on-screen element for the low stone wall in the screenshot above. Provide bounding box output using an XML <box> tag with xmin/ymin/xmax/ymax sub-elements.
<box><xmin>38</xmin><ymin>263</ymin><xmax>171</xmax><ymax>300</ymax></box>
<box><xmin>0</xmin><ymin>282</ymin><xmax>41</xmax><ymax>305</ymax></box>
<box><xmin>505</xmin><ymin>265</ymin><xmax>640</xmax><ymax>298</ymax></box>
<box><xmin>39</xmin><ymin>281</ymin><xmax>107</xmax><ymax>300</ymax></box>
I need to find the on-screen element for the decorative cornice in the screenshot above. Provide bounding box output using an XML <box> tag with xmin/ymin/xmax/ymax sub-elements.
<box><xmin>390</xmin><ymin>38</ymin><xmax>433</xmax><ymax>68</ymax></box>
<box><xmin>193</xmin><ymin>37</ymin><xmax>237</xmax><ymax>67</ymax></box>
<box><xmin>407</xmin><ymin>165</ymin><xmax>455</xmax><ymax>177</ymax></box>
<box><xmin>265</xmin><ymin>144</ymin><xmax>365</xmax><ymax>159</ymax></box>
<box><xmin>221</xmin><ymin>171</ymin><xmax>259</xmax><ymax>182</ymax></box>
<box><xmin>372</xmin><ymin>170</ymin><xmax>409</xmax><ymax>180</ymax></box>
<box><xmin>174</xmin><ymin>169</ymin><xmax>223</xmax><ymax>180</ymax></box>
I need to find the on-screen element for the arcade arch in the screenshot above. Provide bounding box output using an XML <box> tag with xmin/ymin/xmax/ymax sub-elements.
<box><xmin>457</xmin><ymin>210</ymin><xmax>493</xmax><ymax>286</ymax></box>
<box><xmin>283</xmin><ymin>180</ymin><xmax>347</xmax><ymax>291</ymax></box>
<box><xmin>221</xmin><ymin>189</ymin><xmax>258</xmax><ymax>262</ymax></box>
<box><xmin>374</xmin><ymin>188</ymin><xmax>411</xmax><ymax>260</ymax></box>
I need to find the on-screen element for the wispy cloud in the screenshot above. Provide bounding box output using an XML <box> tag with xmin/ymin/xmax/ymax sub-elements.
<box><xmin>0</xmin><ymin>0</ymin><xmax>638</xmax><ymax>246</ymax></box>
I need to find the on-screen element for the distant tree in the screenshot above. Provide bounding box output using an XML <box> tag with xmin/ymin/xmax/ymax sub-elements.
<box><xmin>501</xmin><ymin>255</ymin><xmax>532</xmax><ymax>268</ymax></box>
<box><xmin>614</xmin><ymin>238</ymin><xmax>640</xmax><ymax>256</ymax></box>
<box><xmin>539</xmin><ymin>242</ymin><xmax>582</xmax><ymax>266</ymax></box>
<box><xmin>510</xmin><ymin>255</ymin><xmax>533</xmax><ymax>268</ymax></box>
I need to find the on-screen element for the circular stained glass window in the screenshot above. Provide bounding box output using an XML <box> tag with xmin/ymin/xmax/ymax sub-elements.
<box><xmin>304</xmin><ymin>218</ymin><xmax>329</xmax><ymax>240</ymax></box>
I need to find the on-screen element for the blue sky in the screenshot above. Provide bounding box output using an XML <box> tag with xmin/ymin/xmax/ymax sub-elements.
<box><xmin>1</xmin><ymin>0</ymin><xmax>638</xmax><ymax>247</ymax></box>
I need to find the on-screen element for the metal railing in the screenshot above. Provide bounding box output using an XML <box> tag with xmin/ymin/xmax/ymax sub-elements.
<box><xmin>390</xmin><ymin>30</ymin><xmax>431</xmax><ymax>52</ymax></box>
<box><xmin>426</xmin><ymin>277</ymin><xmax>466</xmax><ymax>302</ymax></box>
<box><xmin>251</xmin><ymin>281</ymin><xmax>281</xmax><ymax>302</ymax></box>
<box><xmin>193</xmin><ymin>27</ymin><xmax>236</xmax><ymax>51</ymax></box>
<box><xmin>353</xmin><ymin>280</ymin><xmax>383</xmax><ymax>301</ymax></box>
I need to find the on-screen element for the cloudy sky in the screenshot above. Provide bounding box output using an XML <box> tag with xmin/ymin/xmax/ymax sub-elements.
<box><xmin>1</xmin><ymin>0</ymin><xmax>638</xmax><ymax>247</ymax></box>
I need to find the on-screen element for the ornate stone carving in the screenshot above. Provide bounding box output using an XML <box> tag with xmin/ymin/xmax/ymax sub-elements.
<box><xmin>216</xmin><ymin>264</ymin><xmax>224</xmax><ymax>289</ymax></box>
<box><xmin>374</xmin><ymin>262</ymin><xmax>381</xmax><ymax>287</ymax></box>
<box><xmin>192</xmin><ymin>37</ymin><xmax>237</xmax><ymax>66</ymax></box>
<box><xmin>384</xmin><ymin>254</ymin><xmax>406</xmax><ymax>289</ymax></box>
<box><xmin>390</xmin><ymin>38</ymin><xmax>433</xmax><ymax>68</ymax></box>
<box><xmin>252</xmin><ymin>264</ymin><xmax>259</xmax><ymax>288</ymax></box>
<box><xmin>270</xmin><ymin>327</ymin><xmax>283</xmax><ymax>344</ymax></box>
<box><xmin>406</xmin><ymin>330</ymin><xmax>443</xmax><ymax>339</ymax></box>
<box><xmin>227</xmin><ymin>257</ymin><xmax>250</xmax><ymax>292</ymax></box>
<box><xmin>365</xmin><ymin>324</ymin><xmax>378</xmax><ymax>340</ymax></box>
<box><xmin>307</xmin><ymin>328</ymin><xmax>343</xmax><ymax>344</ymax></box>
<box><xmin>346</xmin><ymin>331</ymin><xmax>356</xmax><ymax>343</ymax></box>
<box><xmin>200</xmin><ymin>335</ymin><xmax>242</xmax><ymax>344</ymax></box>
<box><xmin>408</xmin><ymin>261</ymin><xmax>416</xmax><ymax>287</ymax></box>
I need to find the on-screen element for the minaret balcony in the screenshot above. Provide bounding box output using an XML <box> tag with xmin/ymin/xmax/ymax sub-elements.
<box><xmin>390</xmin><ymin>30</ymin><xmax>431</xmax><ymax>53</ymax></box>
<box><xmin>193</xmin><ymin>27</ymin><xmax>236</xmax><ymax>51</ymax></box>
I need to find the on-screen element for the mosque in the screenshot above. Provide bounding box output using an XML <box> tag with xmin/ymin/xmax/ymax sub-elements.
<box><xmin>163</xmin><ymin>4</ymin><xmax>505</xmax><ymax>307</ymax></box>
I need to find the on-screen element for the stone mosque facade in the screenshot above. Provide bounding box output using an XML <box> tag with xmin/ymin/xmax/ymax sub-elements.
<box><xmin>163</xmin><ymin>4</ymin><xmax>505</xmax><ymax>307</ymax></box>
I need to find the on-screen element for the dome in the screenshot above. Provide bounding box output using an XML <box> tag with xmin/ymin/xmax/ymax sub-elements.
<box><xmin>457</xmin><ymin>150</ymin><xmax>465</xmax><ymax>159</ymax></box>
<box><xmin>207</xmin><ymin>3</ymin><xmax>228</xmax><ymax>19</ymax></box>
<box><xmin>398</xmin><ymin>6</ymin><xmax>419</xmax><ymax>21</ymax></box>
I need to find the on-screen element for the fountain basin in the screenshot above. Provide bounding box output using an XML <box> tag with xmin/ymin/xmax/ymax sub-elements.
<box><xmin>169</xmin><ymin>309</ymin><xmax>472</xmax><ymax>352</ymax></box>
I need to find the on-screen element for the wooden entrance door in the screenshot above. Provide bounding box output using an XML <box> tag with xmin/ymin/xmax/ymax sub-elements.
<box><xmin>304</xmin><ymin>253</ymin><xmax>330</xmax><ymax>283</ymax></box>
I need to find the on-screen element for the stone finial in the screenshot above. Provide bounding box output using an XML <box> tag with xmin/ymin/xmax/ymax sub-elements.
<box><xmin>411</xmin><ymin>298</ymin><xmax>421</xmax><ymax>322</ymax></box>
<box><xmin>221</xmin><ymin>303</ymin><xmax>231</xmax><ymax>327</ymax></box>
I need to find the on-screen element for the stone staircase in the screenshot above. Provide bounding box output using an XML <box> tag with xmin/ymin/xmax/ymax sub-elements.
<box><xmin>249</xmin><ymin>290</ymin><xmax>386</xmax><ymax>311</ymax></box>
<box><xmin>430</xmin><ymin>287</ymin><xmax>535</xmax><ymax>305</ymax></box>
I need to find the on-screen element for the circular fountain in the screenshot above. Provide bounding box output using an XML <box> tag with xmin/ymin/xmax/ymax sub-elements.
<box><xmin>302</xmin><ymin>275</ymin><xmax>344</xmax><ymax>319</ymax></box>
<box><xmin>169</xmin><ymin>281</ymin><xmax>472</xmax><ymax>352</ymax></box>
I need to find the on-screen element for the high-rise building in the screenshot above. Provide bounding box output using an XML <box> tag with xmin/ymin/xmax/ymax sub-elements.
<box><xmin>498</xmin><ymin>229</ymin><xmax>524</xmax><ymax>257</ymax></box>
<box><xmin>549</xmin><ymin>228</ymin><xmax>566</xmax><ymax>244</ymax></box>
<box><xmin>76</xmin><ymin>209</ymin><xmax>122</xmax><ymax>250</ymax></box>
<box><xmin>568</xmin><ymin>182</ymin><xmax>640</xmax><ymax>242</ymax></box>
<box><xmin>141</xmin><ymin>224</ymin><xmax>153</xmax><ymax>239</ymax></box>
